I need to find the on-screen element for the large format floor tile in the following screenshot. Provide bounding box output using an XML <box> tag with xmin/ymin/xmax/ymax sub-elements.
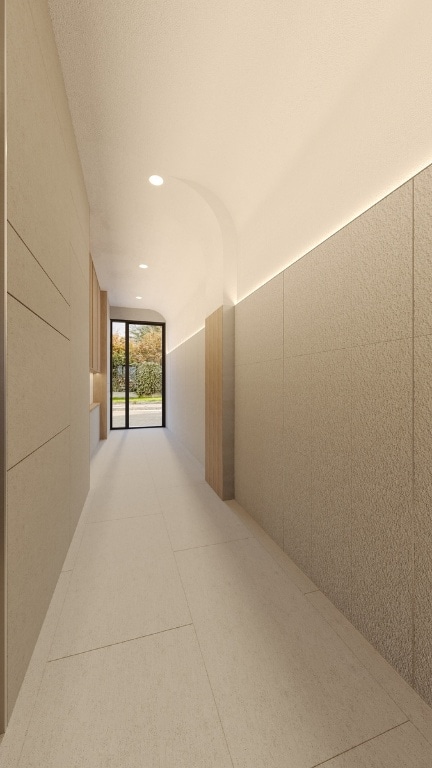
<box><xmin>19</xmin><ymin>627</ymin><xmax>232</xmax><ymax>768</ymax></box>
<box><xmin>307</xmin><ymin>590</ymin><xmax>432</xmax><ymax>746</ymax></box>
<box><xmin>148</xmin><ymin>458</ymin><xmax>205</xmax><ymax>488</ymax></box>
<box><xmin>158</xmin><ymin>482</ymin><xmax>250</xmax><ymax>550</ymax></box>
<box><xmin>176</xmin><ymin>538</ymin><xmax>407</xmax><ymax>768</ymax></box>
<box><xmin>319</xmin><ymin>722</ymin><xmax>432</xmax><ymax>767</ymax></box>
<box><xmin>87</xmin><ymin>480</ymin><xmax>160</xmax><ymax>522</ymax></box>
<box><xmin>49</xmin><ymin>515</ymin><xmax>191</xmax><ymax>659</ymax></box>
<box><xmin>0</xmin><ymin>572</ymin><xmax>72</xmax><ymax>768</ymax></box>
<box><xmin>4</xmin><ymin>428</ymin><xmax>432</xmax><ymax>768</ymax></box>
<box><xmin>227</xmin><ymin>500</ymin><xmax>318</xmax><ymax>594</ymax></box>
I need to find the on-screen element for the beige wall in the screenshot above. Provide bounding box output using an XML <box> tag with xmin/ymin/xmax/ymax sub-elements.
<box><xmin>236</xmin><ymin>2</ymin><xmax>432</xmax><ymax>307</ymax></box>
<box><xmin>166</xmin><ymin>330</ymin><xmax>205</xmax><ymax>466</ymax></box>
<box><xmin>110</xmin><ymin>306</ymin><xmax>165</xmax><ymax>324</ymax></box>
<box><xmin>235</xmin><ymin>163</ymin><xmax>432</xmax><ymax>707</ymax></box>
<box><xmin>6</xmin><ymin>0</ymin><xmax>90</xmax><ymax>719</ymax></box>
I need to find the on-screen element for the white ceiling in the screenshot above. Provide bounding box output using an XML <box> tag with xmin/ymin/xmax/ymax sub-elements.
<box><xmin>47</xmin><ymin>0</ymin><xmax>426</xmax><ymax>337</ymax></box>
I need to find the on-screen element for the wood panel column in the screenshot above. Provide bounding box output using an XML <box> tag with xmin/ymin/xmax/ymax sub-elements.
<box><xmin>205</xmin><ymin>305</ymin><xmax>234</xmax><ymax>500</ymax></box>
<box><xmin>93</xmin><ymin>290</ymin><xmax>108</xmax><ymax>439</ymax></box>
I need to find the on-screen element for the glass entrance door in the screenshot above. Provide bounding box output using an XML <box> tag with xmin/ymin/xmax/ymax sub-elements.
<box><xmin>110</xmin><ymin>320</ymin><xmax>165</xmax><ymax>429</ymax></box>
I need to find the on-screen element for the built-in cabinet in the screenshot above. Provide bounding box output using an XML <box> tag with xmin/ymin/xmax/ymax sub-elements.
<box><xmin>89</xmin><ymin>256</ymin><xmax>108</xmax><ymax>440</ymax></box>
<box><xmin>89</xmin><ymin>257</ymin><xmax>101</xmax><ymax>373</ymax></box>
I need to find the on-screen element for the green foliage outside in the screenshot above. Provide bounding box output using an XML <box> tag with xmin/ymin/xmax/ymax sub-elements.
<box><xmin>111</xmin><ymin>327</ymin><xmax>162</xmax><ymax>393</ymax></box>
<box><xmin>135</xmin><ymin>362</ymin><xmax>162</xmax><ymax>396</ymax></box>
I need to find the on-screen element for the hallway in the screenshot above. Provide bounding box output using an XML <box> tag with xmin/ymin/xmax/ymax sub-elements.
<box><xmin>1</xmin><ymin>429</ymin><xmax>432</xmax><ymax>767</ymax></box>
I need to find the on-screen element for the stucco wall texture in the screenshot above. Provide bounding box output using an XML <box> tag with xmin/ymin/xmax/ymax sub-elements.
<box><xmin>235</xmin><ymin>165</ymin><xmax>432</xmax><ymax>706</ymax></box>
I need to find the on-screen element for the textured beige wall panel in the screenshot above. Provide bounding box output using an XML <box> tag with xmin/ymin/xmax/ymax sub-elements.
<box><xmin>284</xmin><ymin>181</ymin><xmax>412</xmax><ymax>356</ymax></box>
<box><xmin>7</xmin><ymin>0</ymin><xmax>71</xmax><ymax>301</ymax></box>
<box><xmin>283</xmin><ymin>354</ymin><xmax>312</xmax><ymax>571</ymax></box>
<box><xmin>235</xmin><ymin>276</ymin><xmax>284</xmax><ymax>543</ymax></box>
<box><xmin>235</xmin><ymin>359</ymin><xmax>284</xmax><ymax>547</ymax></box>
<box><xmin>283</xmin><ymin>256</ymin><xmax>313</xmax><ymax>358</ymax></box>
<box><xmin>351</xmin><ymin>338</ymin><xmax>413</xmax><ymax>682</ymax></box>
<box><xmin>7</xmin><ymin>428</ymin><xmax>71</xmax><ymax>717</ymax></box>
<box><xmin>283</xmin><ymin>448</ymin><xmax>312</xmax><ymax>574</ymax></box>
<box><xmin>307</xmin><ymin>229</ymin><xmax>351</xmax><ymax>355</ymax></box>
<box><xmin>349</xmin><ymin>182</ymin><xmax>412</xmax><ymax>347</ymax></box>
<box><xmin>310</xmin><ymin>348</ymin><xmax>351</xmax><ymax>615</ymax></box>
<box><xmin>235</xmin><ymin>164</ymin><xmax>432</xmax><ymax>706</ymax></box>
<box><xmin>7</xmin><ymin>223</ymin><xmax>70</xmax><ymax>339</ymax></box>
<box><xmin>413</xmin><ymin>333</ymin><xmax>432</xmax><ymax>705</ymax></box>
<box><xmin>235</xmin><ymin>274</ymin><xmax>283</xmax><ymax>365</ymax></box>
<box><xmin>283</xmin><ymin>354</ymin><xmax>312</xmax><ymax>456</ymax></box>
<box><xmin>69</xmin><ymin>254</ymin><xmax>90</xmax><ymax>529</ymax></box>
<box><xmin>7</xmin><ymin>296</ymin><xmax>70</xmax><ymax>470</ymax></box>
<box><xmin>414</xmin><ymin>166</ymin><xmax>432</xmax><ymax>338</ymax></box>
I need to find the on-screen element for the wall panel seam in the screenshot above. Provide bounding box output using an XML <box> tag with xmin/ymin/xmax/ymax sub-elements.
<box><xmin>282</xmin><ymin>334</ymin><xmax>414</xmax><ymax>360</ymax></box>
<box><xmin>6</xmin><ymin>292</ymin><xmax>70</xmax><ymax>341</ymax></box>
<box><xmin>7</xmin><ymin>425</ymin><xmax>70</xmax><ymax>473</ymax></box>
<box><xmin>70</xmin><ymin>241</ymin><xmax>91</xmax><ymax>287</ymax></box>
<box><xmin>7</xmin><ymin>220</ymin><xmax>71</xmax><ymax>307</ymax></box>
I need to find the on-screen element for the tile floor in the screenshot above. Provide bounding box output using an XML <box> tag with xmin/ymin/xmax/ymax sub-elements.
<box><xmin>1</xmin><ymin>428</ymin><xmax>432</xmax><ymax>767</ymax></box>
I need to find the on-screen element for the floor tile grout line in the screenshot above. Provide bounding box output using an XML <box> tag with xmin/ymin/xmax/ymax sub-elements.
<box><xmin>160</xmin><ymin>507</ymin><xmax>177</xmax><ymax>553</ymax></box>
<box><xmin>173</xmin><ymin>534</ymin><xmax>254</xmax><ymax>554</ymax></box>
<box><xmin>304</xmin><ymin>594</ymin><xmax>424</xmax><ymax>735</ymax></box>
<box><xmin>47</xmin><ymin>623</ymin><xmax>194</xmax><ymax>664</ymax></box>
<box><xmin>44</xmin><ymin>572</ymin><xmax>79</xmax><ymax>665</ymax></box>
<box><xmin>172</xmin><ymin>553</ymin><xmax>235</xmax><ymax>768</ymax></box>
<box><xmin>309</xmin><ymin>720</ymin><xmax>410</xmax><ymax>767</ymax></box>
<box><xmin>228</xmin><ymin>505</ymin><xmax>319</xmax><ymax>595</ymax></box>
<box><xmin>84</xmin><ymin>511</ymin><xmax>162</xmax><ymax>525</ymax></box>
<box><xmin>189</xmin><ymin>625</ymin><xmax>235</xmax><ymax>768</ymax></box>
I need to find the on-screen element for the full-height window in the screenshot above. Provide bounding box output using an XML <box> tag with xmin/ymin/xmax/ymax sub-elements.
<box><xmin>110</xmin><ymin>320</ymin><xmax>165</xmax><ymax>429</ymax></box>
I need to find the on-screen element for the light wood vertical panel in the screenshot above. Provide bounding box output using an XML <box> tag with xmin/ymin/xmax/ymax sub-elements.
<box><xmin>205</xmin><ymin>307</ymin><xmax>223</xmax><ymax>497</ymax></box>
<box><xmin>92</xmin><ymin>263</ymin><xmax>99</xmax><ymax>371</ymax></box>
<box><xmin>93</xmin><ymin>290</ymin><xmax>107</xmax><ymax>439</ymax></box>
<box><xmin>89</xmin><ymin>256</ymin><xmax>92</xmax><ymax>369</ymax></box>
<box><xmin>205</xmin><ymin>306</ymin><xmax>234</xmax><ymax>500</ymax></box>
<box><xmin>222</xmin><ymin>306</ymin><xmax>235</xmax><ymax>498</ymax></box>
<box><xmin>89</xmin><ymin>257</ymin><xmax>101</xmax><ymax>373</ymax></box>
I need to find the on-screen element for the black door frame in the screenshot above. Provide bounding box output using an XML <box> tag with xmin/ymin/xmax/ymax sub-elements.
<box><xmin>110</xmin><ymin>319</ymin><xmax>166</xmax><ymax>430</ymax></box>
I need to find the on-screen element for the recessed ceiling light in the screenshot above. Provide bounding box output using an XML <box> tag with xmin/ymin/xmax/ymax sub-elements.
<box><xmin>149</xmin><ymin>174</ymin><xmax>164</xmax><ymax>186</ymax></box>
<box><xmin>136</xmin><ymin>296</ymin><xmax>142</xmax><ymax>300</ymax></box>
<box><xmin>139</xmin><ymin>264</ymin><xmax>148</xmax><ymax>269</ymax></box>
